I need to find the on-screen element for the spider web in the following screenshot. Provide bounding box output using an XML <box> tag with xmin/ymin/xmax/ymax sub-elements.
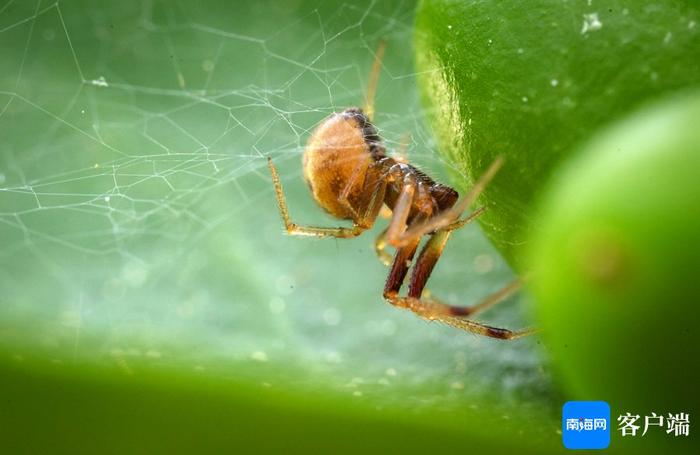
<box><xmin>0</xmin><ymin>0</ymin><xmax>553</xmax><ymax>418</ymax></box>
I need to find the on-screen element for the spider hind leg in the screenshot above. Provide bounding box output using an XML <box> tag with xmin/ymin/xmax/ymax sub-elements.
<box><xmin>383</xmin><ymin>228</ymin><xmax>536</xmax><ymax>341</ymax></box>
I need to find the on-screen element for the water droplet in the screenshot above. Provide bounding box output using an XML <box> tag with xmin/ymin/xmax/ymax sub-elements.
<box><xmin>550</xmin><ymin>79</ymin><xmax>559</xmax><ymax>87</ymax></box>
<box><xmin>581</xmin><ymin>13</ymin><xmax>602</xmax><ymax>34</ymax></box>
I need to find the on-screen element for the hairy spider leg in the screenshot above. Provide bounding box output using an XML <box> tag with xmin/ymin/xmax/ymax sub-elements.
<box><xmin>363</xmin><ymin>40</ymin><xmax>386</xmax><ymax>121</ymax></box>
<box><xmin>435</xmin><ymin>316</ymin><xmax>539</xmax><ymax>340</ymax></box>
<box><xmin>385</xmin><ymin>230</ymin><xmax>536</xmax><ymax>339</ymax></box>
<box><xmin>406</xmin><ymin>231</ymin><xmax>535</xmax><ymax>339</ymax></box>
<box><xmin>391</xmin><ymin>156</ymin><xmax>505</xmax><ymax>248</ymax></box>
<box><xmin>268</xmin><ymin>157</ymin><xmax>386</xmax><ymax>238</ymax></box>
<box><xmin>383</xmin><ymin>236</ymin><xmax>421</xmax><ymax>300</ymax></box>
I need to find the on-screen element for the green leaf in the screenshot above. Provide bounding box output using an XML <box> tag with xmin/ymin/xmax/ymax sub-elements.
<box><xmin>415</xmin><ymin>0</ymin><xmax>700</xmax><ymax>268</ymax></box>
<box><xmin>0</xmin><ymin>1</ymin><xmax>557</xmax><ymax>452</ymax></box>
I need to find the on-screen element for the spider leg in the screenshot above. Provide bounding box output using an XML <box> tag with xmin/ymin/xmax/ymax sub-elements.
<box><xmin>268</xmin><ymin>157</ymin><xmax>386</xmax><ymax>237</ymax></box>
<box><xmin>374</xmin><ymin>207</ymin><xmax>485</xmax><ymax>267</ymax></box>
<box><xmin>335</xmin><ymin>163</ymin><xmax>365</xmax><ymax>222</ymax></box>
<box><xmin>364</xmin><ymin>40</ymin><xmax>386</xmax><ymax>120</ymax></box>
<box><xmin>338</xmin><ymin>161</ymin><xmax>387</xmax><ymax>228</ymax></box>
<box><xmin>444</xmin><ymin>206</ymin><xmax>486</xmax><ymax>231</ymax></box>
<box><xmin>385</xmin><ymin>227</ymin><xmax>537</xmax><ymax>340</ymax></box>
<box><xmin>374</xmin><ymin>227</ymin><xmax>393</xmax><ymax>266</ymax></box>
<box><xmin>408</xmin><ymin>230</ymin><xmax>528</xmax><ymax>317</ymax></box>
<box><xmin>384</xmin><ymin>175</ymin><xmax>417</xmax><ymax>245</ymax></box>
<box><xmin>382</xmin><ymin>236</ymin><xmax>420</xmax><ymax>299</ymax></box>
<box><xmin>381</xmin><ymin>179</ymin><xmax>426</xmax><ymax>296</ymax></box>
<box><xmin>391</xmin><ymin>156</ymin><xmax>504</xmax><ymax>247</ymax></box>
<box><xmin>434</xmin><ymin>317</ymin><xmax>538</xmax><ymax>340</ymax></box>
<box><xmin>268</xmin><ymin>157</ymin><xmax>365</xmax><ymax>238</ymax></box>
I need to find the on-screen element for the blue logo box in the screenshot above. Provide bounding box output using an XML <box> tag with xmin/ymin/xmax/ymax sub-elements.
<box><xmin>562</xmin><ymin>401</ymin><xmax>611</xmax><ymax>450</ymax></box>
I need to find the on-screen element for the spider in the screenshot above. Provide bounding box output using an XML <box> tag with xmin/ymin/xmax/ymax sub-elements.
<box><xmin>267</xmin><ymin>43</ymin><xmax>535</xmax><ymax>340</ymax></box>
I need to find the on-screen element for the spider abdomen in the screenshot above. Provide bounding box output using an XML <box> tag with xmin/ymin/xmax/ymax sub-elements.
<box><xmin>302</xmin><ymin>110</ymin><xmax>374</xmax><ymax>220</ymax></box>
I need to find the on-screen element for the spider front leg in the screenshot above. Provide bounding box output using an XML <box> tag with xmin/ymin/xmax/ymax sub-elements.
<box><xmin>267</xmin><ymin>157</ymin><xmax>385</xmax><ymax>238</ymax></box>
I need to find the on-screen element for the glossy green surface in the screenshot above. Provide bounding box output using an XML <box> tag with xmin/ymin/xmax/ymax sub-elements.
<box><xmin>415</xmin><ymin>0</ymin><xmax>700</xmax><ymax>267</ymax></box>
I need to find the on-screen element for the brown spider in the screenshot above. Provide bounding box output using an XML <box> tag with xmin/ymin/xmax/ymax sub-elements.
<box><xmin>267</xmin><ymin>43</ymin><xmax>535</xmax><ymax>340</ymax></box>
